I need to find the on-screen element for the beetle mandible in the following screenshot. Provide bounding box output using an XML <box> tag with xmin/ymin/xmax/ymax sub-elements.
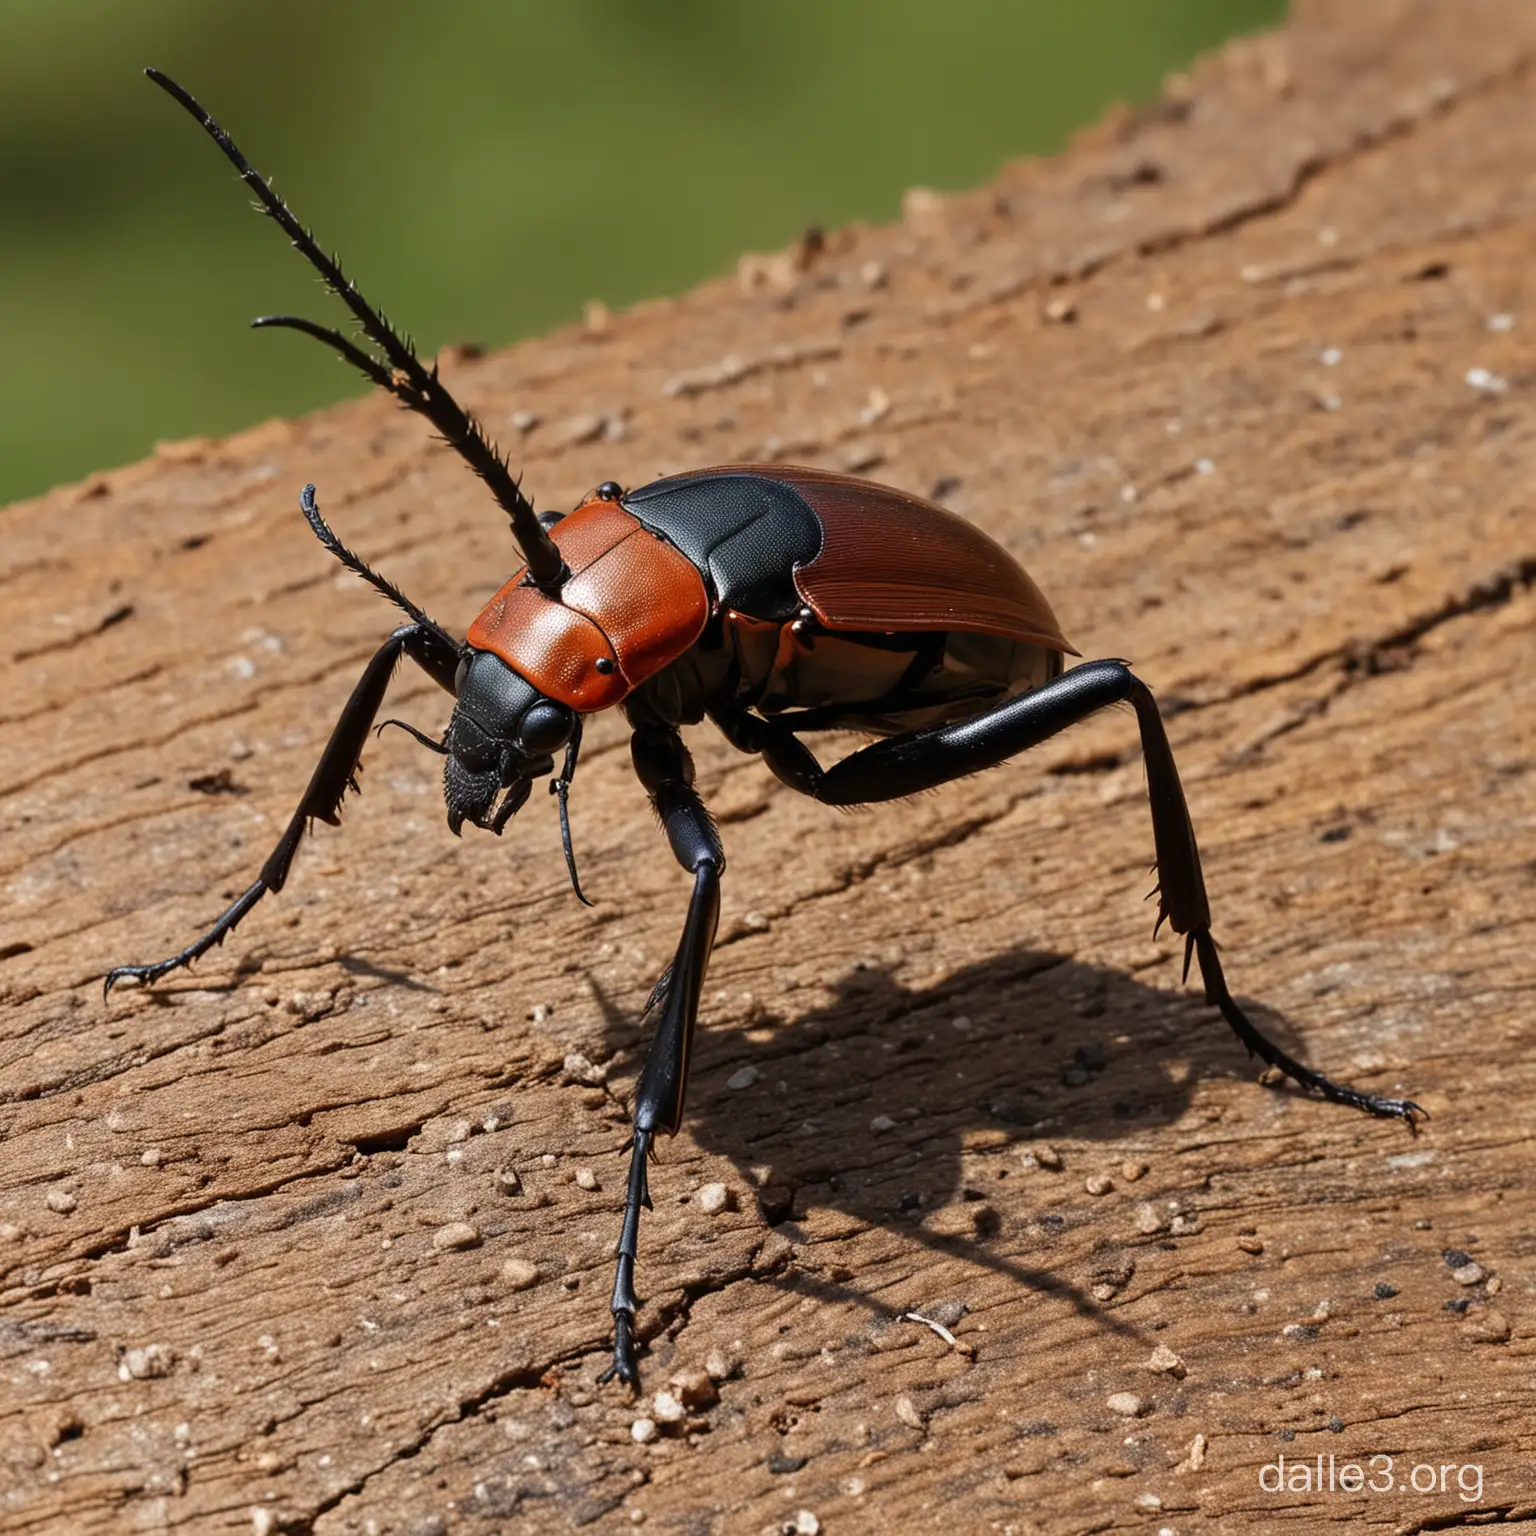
<box><xmin>107</xmin><ymin>71</ymin><xmax>1424</xmax><ymax>1387</ymax></box>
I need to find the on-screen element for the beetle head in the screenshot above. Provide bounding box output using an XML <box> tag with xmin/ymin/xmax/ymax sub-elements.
<box><xmin>444</xmin><ymin>650</ymin><xmax>573</xmax><ymax>836</ymax></box>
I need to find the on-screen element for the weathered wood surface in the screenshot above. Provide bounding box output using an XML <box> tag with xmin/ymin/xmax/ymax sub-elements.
<box><xmin>3</xmin><ymin>2</ymin><xmax>1535</xmax><ymax>1531</ymax></box>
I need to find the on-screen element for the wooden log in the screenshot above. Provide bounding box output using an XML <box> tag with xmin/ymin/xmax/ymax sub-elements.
<box><xmin>3</xmin><ymin>1</ymin><xmax>1534</xmax><ymax>1529</ymax></box>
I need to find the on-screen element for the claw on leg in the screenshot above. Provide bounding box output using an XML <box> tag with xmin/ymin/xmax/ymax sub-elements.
<box><xmin>598</xmin><ymin>1312</ymin><xmax>640</xmax><ymax>1387</ymax></box>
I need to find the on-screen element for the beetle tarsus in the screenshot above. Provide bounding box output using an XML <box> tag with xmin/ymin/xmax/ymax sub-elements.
<box><xmin>602</xmin><ymin>1126</ymin><xmax>653</xmax><ymax>1388</ymax></box>
<box><xmin>598</xmin><ymin>1314</ymin><xmax>640</xmax><ymax>1389</ymax></box>
<box><xmin>1190</xmin><ymin>930</ymin><xmax>1427</xmax><ymax>1127</ymax></box>
<box><xmin>104</xmin><ymin>877</ymin><xmax>265</xmax><ymax>997</ymax></box>
<box><xmin>104</xmin><ymin>962</ymin><xmax>174</xmax><ymax>997</ymax></box>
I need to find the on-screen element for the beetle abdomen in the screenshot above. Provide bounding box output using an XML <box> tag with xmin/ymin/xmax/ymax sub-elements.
<box><xmin>722</xmin><ymin>612</ymin><xmax>1062</xmax><ymax>735</ymax></box>
<box><xmin>467</xmin><ymin>500</ymin><xmax>709</xmax><ymax>711</ymax></box>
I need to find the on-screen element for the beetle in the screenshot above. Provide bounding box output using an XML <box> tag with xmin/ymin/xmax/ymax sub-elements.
<box><xmin>108</xmin><ymin>71</ymin><xmax>1423</xmax><ymax>1387</ymax></box>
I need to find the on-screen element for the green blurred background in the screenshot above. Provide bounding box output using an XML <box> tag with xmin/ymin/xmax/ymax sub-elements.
<box><xmin>0</xmin><ymin>0</ymin><xmax>1284</xmax><ymax>509</ymax></box>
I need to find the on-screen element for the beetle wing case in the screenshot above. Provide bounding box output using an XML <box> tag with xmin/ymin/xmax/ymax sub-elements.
<box><xmin>620</xmin><ymin>463</ymin><xmax>1076</xmax><ymax>651</ymax></box>
<box><xmin>774</xmin><ymin>464</ymin><xmax>1077</xmax><ymax>653</ymax></box>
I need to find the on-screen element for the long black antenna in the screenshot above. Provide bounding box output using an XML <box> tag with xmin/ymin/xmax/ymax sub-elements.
<box><xmin>300</xmin><ymin>483</ymin><xmax>458</xmax><ymax>640</ymax></box>
<box><xmin>145</xmin><ymin>68</ymin><xmax>568</xmax><ymax>594</ymax></box>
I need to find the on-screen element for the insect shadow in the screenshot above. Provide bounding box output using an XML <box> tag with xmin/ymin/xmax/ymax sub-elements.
<box><xmin>588</xmin><ymin>944</ymin><xmax>1311</xmax><ymax>1341</ymax></box>
<box><xmin>332</xmin><ymin>954</ymin><xmax>437</xmax><ymax>992</ymax></box>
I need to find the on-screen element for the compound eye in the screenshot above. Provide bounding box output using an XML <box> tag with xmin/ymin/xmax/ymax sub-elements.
<box><xmin>518</xmin><ymin>701</ymin><xmax>573</xmax><ymax>754</ymax></box>
<box><xmin>596</xmin><ymin>480</ymin><xmax>623</xmax><ymax>502</ymax></box>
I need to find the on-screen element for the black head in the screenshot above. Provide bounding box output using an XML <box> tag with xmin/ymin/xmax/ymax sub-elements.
<box><xmin>444</xmin><ymin>650</ymin><xmax>574</xmax><ymax>836</ymax></box>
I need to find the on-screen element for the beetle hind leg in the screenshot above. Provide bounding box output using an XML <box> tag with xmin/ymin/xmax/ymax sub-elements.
<box><xmin>1121</xmin><ymin>675</ymin><xmax>1425</xmax><ymax>1126</ymax></box>
<box><xmin>723</xmin><ymin>662</ymin><xmax>1423</xmax><ymax>1127</ymax></box>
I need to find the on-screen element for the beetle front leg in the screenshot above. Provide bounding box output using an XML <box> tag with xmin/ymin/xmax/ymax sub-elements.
<box><xmin>104</xmin><ymin>621</ymin><xmax>460</xmax><ymax>994</ymax></box>
<box><xmin>600</xmin><ymin>724</ymin><xmax>724</xmax><ymax>1386</ymax></box>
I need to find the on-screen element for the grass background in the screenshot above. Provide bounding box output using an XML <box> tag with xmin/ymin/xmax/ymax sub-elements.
<box><xmin>0</xmin><ymin>0</ymin><xmax>1283</xmax><ymax>507</ymax></box>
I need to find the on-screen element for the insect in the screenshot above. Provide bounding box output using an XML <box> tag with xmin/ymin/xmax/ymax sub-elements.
<box><xmin>109</xmin><ymin>71</ymin><xmax>1424</xmax><ymax>1387</ymax></box>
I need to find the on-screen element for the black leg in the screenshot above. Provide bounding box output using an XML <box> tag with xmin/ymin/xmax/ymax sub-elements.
<box><xmin>104</xmin><ymin>621</ymin><xmax>459</xmax><ymax>995</ymax></box>
<box><xmin>600</xmin><ymin>724</ymin><xmax>725</xmax><ymax>1386</ymax></box>
<box><xmin>720</xmin><ymin>662</ymin><xmax>1423</xmax><ymax>1125</ymax></box>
